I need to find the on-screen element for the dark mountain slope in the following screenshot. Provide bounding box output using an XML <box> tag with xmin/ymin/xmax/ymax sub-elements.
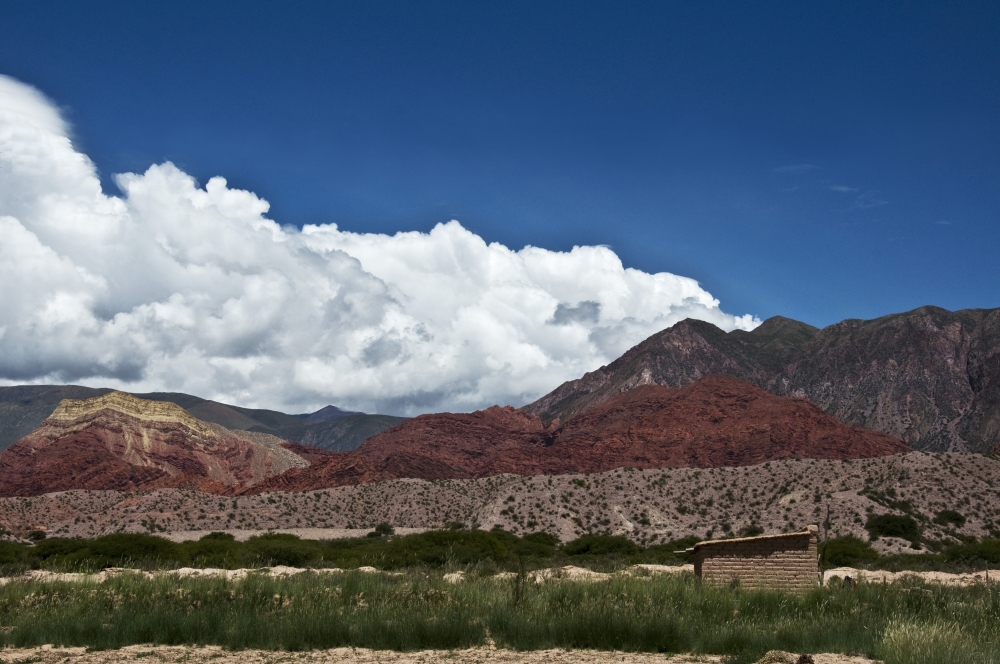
<box><xmin>522</xmin><ymin>305</ymin><xmax>1000</xmax><ymax>452</ymax></box>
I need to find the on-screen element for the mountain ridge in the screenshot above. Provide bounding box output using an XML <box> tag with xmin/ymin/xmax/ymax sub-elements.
<box><xmin>0</xmin><ymin>386</ymin><xmax>406</xmax><ymax>453</ymax></box>
<box><xmin>249</xmin><ymin>374</ymin><xmax>908</xmax><ymax>492</ymax></box>
<box><xmin>522</xmin><ymin>305</ymin><xmax>1000</xmax><ymax>452</ymax></box>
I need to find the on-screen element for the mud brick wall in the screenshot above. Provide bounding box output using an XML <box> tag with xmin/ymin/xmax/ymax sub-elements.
<box><xmin>693</xmin><ymin>530</ymin><xmax>818</xmax><ymax>591</ymax></box>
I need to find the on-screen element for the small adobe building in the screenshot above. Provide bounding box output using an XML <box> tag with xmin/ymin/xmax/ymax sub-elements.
<box><xmin>684</xmin><ymin>525</ymin><xmax>819</xmax><ymax>591</ymax></box>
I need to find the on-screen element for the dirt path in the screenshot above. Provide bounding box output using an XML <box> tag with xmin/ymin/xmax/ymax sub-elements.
<box><xmin>0</xmin><ymin>646</ymin><xmax>877</xmax><ymax>664</ymax></box>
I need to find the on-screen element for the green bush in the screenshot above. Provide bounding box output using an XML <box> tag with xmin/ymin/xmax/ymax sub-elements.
<box><xmin>562</xmin><ymin>534</ymin><xmax>640</xmax><ymax>557</ymax></box>
<box><xmin>933</xmin><ymin>510</ymin><xmax>967</xmax><ymax>527</ymax></box>
<box><xmin>244</xmin><ymin>533</ymin><xmax>323</xmax><ymax>567</ymax></box>
<box><xmin>821</xmin><ymin>536</ymin><xmax>879</xmax><ymax>568</ymax></box>
<box><xmin>944</xmin><ymin>539</ymin><xmax>1000</xmax><ymax>565</ymax></box>
<box><xmin>866</xmin><ymin>514</ymin><xmax>920</xmax><ymax>542</ymax></box>
<box><xmin>381</xmin><ymin>530</ymin><xmax>509</xmax><ymax>568</ymax></box>
<box><xmin>511</xmin><ymin>532</ymin><xmax>558</xmax><ymax>558</ymax></box>
<box><xmin>181</xmin><ymin>532</ymin><xmax>245</xmax><ymax>568</ymax></box>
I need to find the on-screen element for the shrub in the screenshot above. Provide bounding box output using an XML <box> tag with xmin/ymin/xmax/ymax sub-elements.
<box><xmin>182</xmin><ymin>533</ymin><xmax>245</xmax><ymax>568</ymax></box>
<box><xmin>933</xmin><ymin>510</ymin><xmax>966</xmax><ymax>527</ymax></box>
<box><xmin>372</xmin><ymin>522</ymin><xmax>394</xmax><ymax>537</ymax></box>
<box><xmin>512</xmin><ymin>532</ymin><xmax>558</xmax><ymax>558</ymax></box>
<box><xmin>866</xmin><ymin>514</ymin><xmax>920</xmax><ymax>542</ymax></box>
<box><xmin>245</xmin><ymin>533</ymin><xmax>322</xmax><ymax>567</ymax></box>
<box><xmin>381</xmin><ymin>530</ymin><xmax>509</xmax><ymax>568</ymax></box>
<box><xmin>562</xmin><ymin>535</ymin><xmax>640</xmax><ymax>557</ymax></box>
<box><xmin>821</xmin><ymin>536</ymin><xmax>879</xmax><ymax>568</ymax></box>
<box><xmin>944</xmin><ymin>539</ymin><xmax>1000</xmax><ymax>565</ymax></box>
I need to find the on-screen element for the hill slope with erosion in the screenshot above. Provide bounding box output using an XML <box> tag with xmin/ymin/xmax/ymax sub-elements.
<box><xmin>523</xmin><ymin>306</ymin><xmax>1000</xmax><ymax>452</ymax></box>
<box><xmin>3</xmin><ymin>452</ymin><xmax>997</xmax><ymax>555</ymax></box>
<box><xmin>0</xmin><ymin>392</ymin><xmax>311</xmax><ymax>496</ymax></box>
<box><xmin>0</xmin><ymin>386</ymin><xmax>405</xmax><ymax>453</ymax></box>
<box><xmin>250</xmin><ymin>375</ymin><xmax>907</xmax><ymax>492</ymax></box>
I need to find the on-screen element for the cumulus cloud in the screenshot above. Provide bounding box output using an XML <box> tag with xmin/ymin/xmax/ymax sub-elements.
<box><xmin>0</xmin><ymin>74</ymin><xmax>759</xmax><ymax>415</ymax></box>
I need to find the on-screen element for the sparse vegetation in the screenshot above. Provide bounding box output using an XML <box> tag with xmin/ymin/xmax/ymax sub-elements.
<box><xmin>0</xmin><ymin>570</ymin><xmax>998</xmax><ymax>663</ymax></box>
<box><xmin>0</xmin><ymin>529</ymin><xmax>699</xmax><ymax>574</ymax></box>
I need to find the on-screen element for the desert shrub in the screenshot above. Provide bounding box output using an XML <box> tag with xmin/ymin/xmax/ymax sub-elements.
<box><xmin>866</xmin><ymin>514</ymin><xmax>920</xmax><ymax>542</ymax></box>
<box><xmin>31</xmin><ymin>534</ymin><xmax>187</xmax><ymax>570</ymax></box>
<box><xmin>821</xmin><ymin>536</ymin><xmax>878</xmax><ymax>568</ymax></box>
<box><xmin>562</xmin><ymin>534</ymin><xmax>640</xmax><ymax>557</ymax></box>
<box><xmin>380</xmin><ymin>530</ymin><xmax>509</xmax><ymax>568</ymax></box>
<box><xmin>370</xmin><ymin>522</ymin><xmax>394</xmax><ymax>537</ymax></box>
<box><xmin>0</xmin><ymin>541</ymin><xmax>30</xmax><ymax>571</ymax></box>
<box><xmin>944</xmin><ymin>539</ymin><xmax>1000</xmax><ymax>565</ymax></box>
<box><xmin>738</xmin><ymin>524</ymin><xmax>764</xmax><ymax>537</ymax></box>
<box><xmin>643</xmin><ymin>537</ymin><xmax>699</xmax><ymax>565</ymax></box>
<box><xmin>512</xmin><ymin>532</ymin><xmax>558</xmax><ymax>558</ymax></box>
<box><xmin>244</xmin><ymin>533</ymin><xmax>323</xmax><ymax>567</ymax></box>
<box><xmin>181</xmin><ymin>532</ymin><xmax>246</xmax><ymax>568</ymax></box>
<box><xmin>874</xmin><ymin>553</ymin><xmax>948</xmax><ymax>572</ymax></box>
<box><xmin>933</xmin><ymin>510</ymin><xmax>967</xmax><ymax>527</ymax></box>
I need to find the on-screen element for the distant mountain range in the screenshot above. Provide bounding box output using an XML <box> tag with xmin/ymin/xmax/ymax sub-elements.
<box><xmin>252</xmin><ymin>374</ymin><xmax>908</xmax><ymax>492</ymax></box>
<box><xmin>0</xmin><ymin>304</ymin><xmax>994</xmax><ymax>499</ymax></box>
<box><xmin>0</xmin><ymin>385</ymin><xmax>405</xmax><ymax>453</ymax></box>
<box><xmin>0</xmin><ymin>376</ymin><xmax>907</xmax><ymax>497</ymax></box>
<box><xmin>523</xmin><ymin>306</ymin><xmax>1000</xmax><ymax>452</ymax></box>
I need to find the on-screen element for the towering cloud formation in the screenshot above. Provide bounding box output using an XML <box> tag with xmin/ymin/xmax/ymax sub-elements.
<box><xmin>0</xmin><ymin>75</ymin><xmax>759</xmax><ymax>414</ymax></box>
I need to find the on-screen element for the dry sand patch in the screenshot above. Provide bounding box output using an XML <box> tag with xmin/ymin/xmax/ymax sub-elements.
<box><xmin>0</xmin><ymin>646</ymin><xmax>879</xmax><ymax>664</ymax></box>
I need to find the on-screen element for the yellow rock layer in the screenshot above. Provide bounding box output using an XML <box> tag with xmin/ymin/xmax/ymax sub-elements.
<box><xmin>47</xmin><ymin>391</ymin><xmax>216</xmax><ymax>437</ymax></box>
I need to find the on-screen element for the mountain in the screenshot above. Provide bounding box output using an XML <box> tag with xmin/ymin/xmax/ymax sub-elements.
<box><xmin>0</xmin><ymin>392</ymin><xmax>315</xmax><ymax>496</ymax></box>
<box><xmin>0</xmin><ymin>386</ymin><xmax>406</xmax><ymax>453</ymax></box>
<box><xmin>523</xmin><ymin>306</ymin><xmax>1000</xmax><ymax>452</ymax></box>
<box><xmin>250</xmin><ymin>375</ymin><xmax>907</xmax><ymax>492</ymax></box>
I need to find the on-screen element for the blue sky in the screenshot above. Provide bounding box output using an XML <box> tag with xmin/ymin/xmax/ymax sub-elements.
<box><xmin>1</xmin><ymin>1</ymin><xmax>997</xmax><ymax>329</ymax></box>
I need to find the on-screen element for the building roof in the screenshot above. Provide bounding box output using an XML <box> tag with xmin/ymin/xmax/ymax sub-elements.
<box><xmin>680</xmin><ymin>525</ymin><xmax>818</xmax><ymax>554</ymax></box>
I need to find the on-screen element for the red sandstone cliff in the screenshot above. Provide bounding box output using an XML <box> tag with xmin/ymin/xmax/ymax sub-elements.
<box><xmin>250</xmin><ymin>375</ymin><xmax>909</xmax><ymax>492</ymax></box>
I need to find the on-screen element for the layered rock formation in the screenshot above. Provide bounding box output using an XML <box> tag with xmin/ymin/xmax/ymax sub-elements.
<box><xmin>523</xmin><ymin>306</ymin><xmax>1000</xmax><ymax>452</ymax></box>
<box><xmin>0</xmin><ymin>386</ymin><xmax>406</xmax><ymax>453</ymax></box>
<box><xmin>251</xmin><ymin>375</ymin><xmax>908</xmax><ymax>492</ymax></box>
<box><xmin>0</xmin><ymin>392</ymin><xmax>312</xmax><ymax>496</ymax></box>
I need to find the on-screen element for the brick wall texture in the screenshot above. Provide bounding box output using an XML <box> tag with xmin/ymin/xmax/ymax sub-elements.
<box><xmin>693</xmin><ymin>529</ymin><xmax>818</xmax><ymax>592</ymax></box>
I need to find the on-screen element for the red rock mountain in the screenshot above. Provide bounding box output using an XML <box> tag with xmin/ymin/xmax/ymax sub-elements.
<box><xmin>523</xmin><ymin>306</ymin><xmax>1000</xmax><ymax>453</ymax></box>
<box><xmin>251</xmin><ymin>375</ymin><xmax>909</xmax><ymax>492</ymax></box>
<box><xmin>0</xmin><ymin>392</ymin><xmax>312</xmax><ymax>497</ymax></box>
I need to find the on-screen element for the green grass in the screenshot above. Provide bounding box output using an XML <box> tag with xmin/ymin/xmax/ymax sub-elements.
<box><xmin>0</xmin><ymin>571</ymin><xmax>998</xmax><ymax>663</ymax></box>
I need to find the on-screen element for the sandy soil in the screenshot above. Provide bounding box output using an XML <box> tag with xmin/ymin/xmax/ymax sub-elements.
<box><xmin>0</xmin><ymin>645</ymin><xmax>878</xmax><ymax>664</ymax></box>
<box><xmin>0</xmin><ymin>564</ymin><xmax>694</xmax><ymax>586</ymax></box>
<box><xmin>823</xmin><ymin>566</ymin><xmax>997</xmax><ymax>587</ymax></box>
<box><xmin>2</xmin><ymin>453</ymin><xmax>998</xmax><ymax>553</ymax></box>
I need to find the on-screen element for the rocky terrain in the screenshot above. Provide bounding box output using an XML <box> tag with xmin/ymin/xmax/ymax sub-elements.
<box><xmin>0</xmin><ymin>385</ymin><xmax>405</xmax><ymax>452</ymax></box>
<box><xmin>523</xmin><ymin>305</ymin><xmax>1000</xmax><ymax>452</ymax></box>
<box><xmin>0</xmin><ymin>377</ymin><xmax>905</xmax><ymax>498</ymax></box>
<box><xmin>250</xmin><ymin>375</ymin><xmax>907</xmax><ymax>491</ymax></box>
<box><xmin>3</xmin><ymin>452</ymin><xmax>996</xmax><ymax>555</ymax></box>
<box><xmin>0</xmin><ymin>392</ymin><xmax>311</xmax><ymax>496</ymax></box>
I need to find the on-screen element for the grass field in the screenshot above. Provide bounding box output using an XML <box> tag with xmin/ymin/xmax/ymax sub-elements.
<box><xmin>0</xmin><ymin>569</ymin><xmax>998</xmax><ymax>664</ymax></box>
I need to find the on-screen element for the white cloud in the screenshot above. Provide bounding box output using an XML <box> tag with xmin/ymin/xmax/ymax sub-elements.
<box><xmin>0</xmin><ymin>74</ymin><xmax>760</xmax><ymax>415</ymax></box>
